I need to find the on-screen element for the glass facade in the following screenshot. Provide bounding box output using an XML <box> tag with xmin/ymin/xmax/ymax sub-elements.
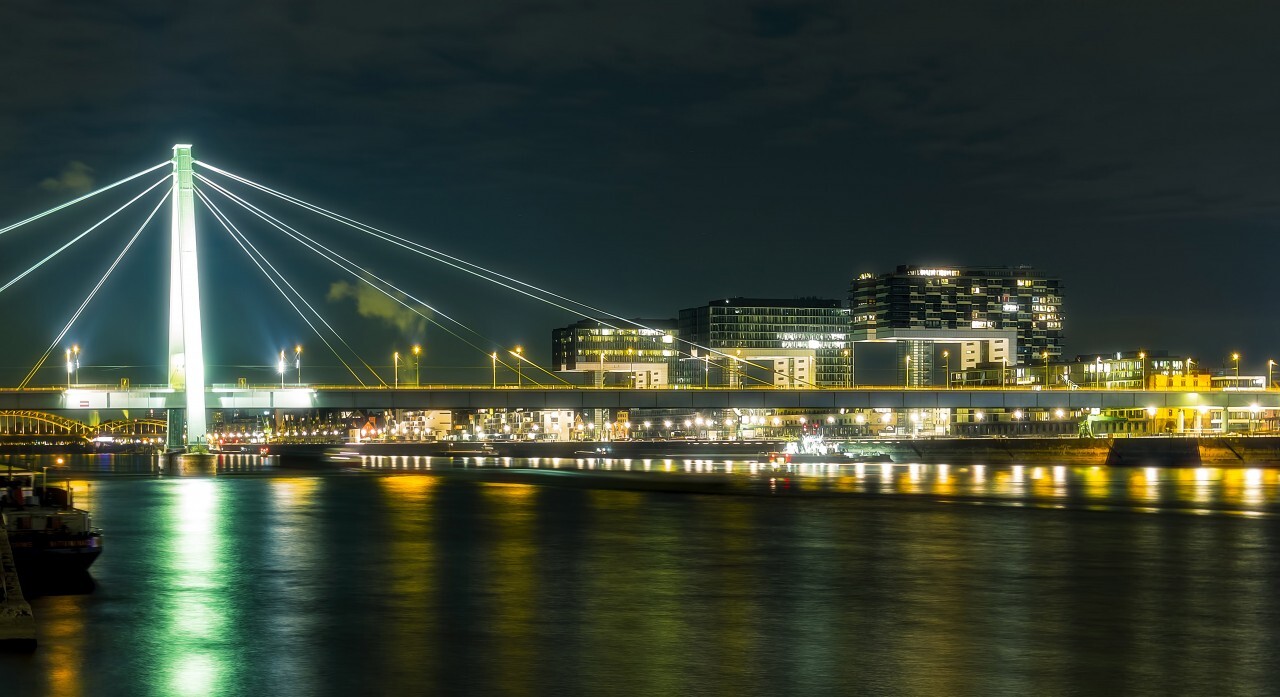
<box><xmin>850</xmin><ymin>265</ymin><xmax>1064</xmax><ymax>365</ymax></box>
<box><xmin>678</xmin><ymin>298</ymin><xmax>851</xmax><ymax>387</ymax></box>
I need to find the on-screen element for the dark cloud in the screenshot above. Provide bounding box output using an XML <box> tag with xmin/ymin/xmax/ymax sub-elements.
<box><xmin>0</xmin><ymin>0</ymin><xmax>1275</xmax><ymax>382</ymax></box>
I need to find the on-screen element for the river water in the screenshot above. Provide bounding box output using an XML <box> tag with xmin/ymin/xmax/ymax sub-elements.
<box><xmin>3</xmin><ymin>454</ymin><xmax>1279</xmax><ymax>696</ymax></box>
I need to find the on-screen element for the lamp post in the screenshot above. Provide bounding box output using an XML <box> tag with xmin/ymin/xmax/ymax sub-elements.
<box><xmin>843</xmin><ymin>348</ymin><xmax>851</xmax><ymax>388</ymax></box>
<box><xmin>704</xmin><ymin>354</ymin><xmax>709</xmax><ymax>389</ymax></box>
<box><xmin>941</xmin><ymin>350</ymin><xmax>950</xmax><ymax>389</ymax></box>
<box><xmin>1138</xmin><ymin>351</ymin><xmax>1145</xmax><ymax>390</ymax></box>
<box><xmin>393</xmin><ymin>351</ymin><xmax>400</xmax><ymax>389</ymax></box>
<box><xmin>278</xmin><ymin>350</ymin><xmax>286</xmax><ymax>388</ymax></box>
<box><xmin>1269</xmin><ymin>359</ymin><xmax>1275</xmax><ymax>389</ymax></box>
<box><xmin>295</xmin><ymin>345</ymin><xmax>302</xmax><ymax>386</ymax></box>
<box><xmin>1043</xmin><ymin>351</ymin><xmax>1051</xmax><ymax>389</ymax></box>
<box><xmin>65</xmin><ymin>348</ymin><xmax>73</xmax><ymax>388</ymax></box>
<box><xmin>72</xmin><ymin>345</ymin><xmax>80</xmax><ymax>386</ymax></box>
<box><xmin>514</xmin><ymin>346</ymin><xmax>523</xmax><ymax>387</ymax></box>
<box><xmin>1095</xmin><ymin>356</ymin><xmax>1102</xmax><ymax>389</ymax></box>
<box><xmin>905</xmin><ymin>354</ymin><xmax>911</xmax><ymax>388</ymax></box>
<box><xmin>491</xmin><ymin>352</ymin><xmax>497</xmax><ymax>389</ymax></box>
<box><xmin>1232</xmin><ymin>352</ymin><xmax>1240</xmax><ymax>379</ymax></box>
<box><xmin>413</xmin><ymin>345</ymin><xmax>421</xmax><ymax>387</ymax></box>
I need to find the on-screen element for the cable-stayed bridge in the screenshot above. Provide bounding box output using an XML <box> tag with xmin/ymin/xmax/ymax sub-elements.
<box><xmin>1</xmin><ymin>146</ymin><xmax>1275</xmax><ymax>452</ymax></box>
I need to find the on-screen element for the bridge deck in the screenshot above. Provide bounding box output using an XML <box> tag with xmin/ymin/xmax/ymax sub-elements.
<box><xmin>0</xmin><ymin>386</ymin><xmax>1275</xmax><ymax>411</ymax></box>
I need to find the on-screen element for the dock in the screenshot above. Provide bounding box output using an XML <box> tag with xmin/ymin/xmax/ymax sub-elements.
<box><xmin>0</xmin><ymin>525</ymin><xmax>36</xmax><ymax>651</ymax></box>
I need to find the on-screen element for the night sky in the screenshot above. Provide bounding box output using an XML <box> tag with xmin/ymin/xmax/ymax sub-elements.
<box><xmin>0</xmin><ymin>2</ymin><xmax>1276</xmax><ymax>386</ymax></box>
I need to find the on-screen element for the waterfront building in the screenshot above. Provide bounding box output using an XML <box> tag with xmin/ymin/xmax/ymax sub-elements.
<box><xmin>1064</xmin><ymin>351</ymin><xmax>1191</xmax><ymax>390</ymax></box>
<box><xmin>677</xmin><ymin>298</ymin><xmax>850</xmax><ymax>388</ymax></box>
<box><xmin>850</xmin><ymin>265</ymin><xmax>1062</xmax><ymax>386</ymax></box>
<box><xmin>552</xmin><ymin>318</ymin><xmax>679</xmax><ymax>388</ymax></box>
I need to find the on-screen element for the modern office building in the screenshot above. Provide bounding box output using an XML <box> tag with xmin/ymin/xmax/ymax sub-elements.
<box><xmin>677</xmin><ymin>298</ymin><xmax>851</xmax><ymax>388</ymax></box>
<box><xmin>551</xmin><ymin>318</ymin><xmax>679</xmax><ymax>387</ymax></box>
<box><xmin>850</xmin><ymin>265</ymin><xmax>1063</xmax><ymax>385</ymax></box>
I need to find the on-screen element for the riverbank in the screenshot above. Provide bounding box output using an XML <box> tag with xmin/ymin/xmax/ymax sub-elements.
<box><xmin>250</xmin><ymin>435</ymin><xmax>1280</xmax><ymax>466</ymax></box>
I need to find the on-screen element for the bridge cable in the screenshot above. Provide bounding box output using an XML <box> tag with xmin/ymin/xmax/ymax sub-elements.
<box><xmin>196</xmin><ymin>174</ymin><xmax>568</xmax><ymax>385</ymax></box>
<box><xmin>19</xmin><ymin>187</ymin><xmax>168</xmax><ymax>389</ymax></box>
<box><xmin>0</xmin><ymin>161</ymin><xmax>169</xmax><ymax>242</ymax></box>
<box><xmin>193</xmin><ymin>162</ymin><xmax>815</xmax><ymax>388</ymax></box>
<box><xmin>195</xmin><ymin>173</ymin><xmax>562</xmax><ymax>384</ymax></box>
<box><xmin>195</xmin><ymin>185</ymin><xmax>376</xmax><ymax>387</ymax></box>
<box><xmin>0</xmin><ymin>176</ymin><xmax>170</xmax><ymax>300</ymax></box>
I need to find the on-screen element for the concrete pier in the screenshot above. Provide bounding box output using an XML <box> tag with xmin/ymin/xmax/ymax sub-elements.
<box><xmin>167</xmin><ymin>452</ymin><xmax>216</xmax><ymax>476</ymax></box>
<box><xmin>0</xmin><ymin>527</ymin><xmax>36</xmax><ymax>651</ymax></box>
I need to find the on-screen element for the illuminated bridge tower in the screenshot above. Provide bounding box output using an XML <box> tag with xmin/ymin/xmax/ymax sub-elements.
<box><xmin>166</xmin><ymin>145</ymin><xmax>208</xmax><ymax>448</ymax></box>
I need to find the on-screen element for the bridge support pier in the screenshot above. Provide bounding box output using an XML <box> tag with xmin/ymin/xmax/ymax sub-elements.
<box><xmin>165</xmin><ymin>409</ymin><xmax>185</xmax><ymax>451</ymax></box>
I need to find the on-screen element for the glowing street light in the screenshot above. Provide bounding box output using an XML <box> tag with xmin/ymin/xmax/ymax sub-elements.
<box><xmin>295</xmin><ymin>345</ymin><xmax>302</xmax><ymax>386</ymax></box>
<box><xmin>1138</xmin><ymin>351</ymin><xmax>1146</xmax><ymax>389</ymax></box>
<box><xmin>943</xmin><ymin>349</ymin><xmax>951</xmax><ymax>389</ymax></box>
<box><xmin>1269</xmin><ymin>359</ymin><xmax>1276</xmax><ymax>390</ymax></box>
<box><xmin>491</xmin><ymin>352</ymin><xmax>497</xmax><ymax>389</ymax></box>
<box><xmin>905</xmin><ymin>354</ymin><xmax>911</xmax><ymax>388</ymax></box>
<box><xmin>393</xmin><ymin>351</ymin><xmax>400</xmax><ymax>389</ymax></box>
<box><xmin>1232</xmin><ymin>352</ymin><xmax>1240</xmax><ymax>378</ymax></box>
<box><xmin>514</xmin><ymin>346</ymin><xmax>523</xmax><ymax>388</ymax></box>
<box><xmin>278</xmin><ymin>350</ymin><xmax>286</xmax><ymax>388</ymax></box>
<box><xmin>413</xmin><ymin>344</ymin><xmax>422</xmax><ymax>387</ymax></box>
<box><xmin>65</xmin><ymin>348</ymin><xmax>73</xmax><ymax>388</ymax></box>
<box><xmin>72</xmin><ymin>345</ymin><xmax>80</xmax><ymax>386</ymax></box>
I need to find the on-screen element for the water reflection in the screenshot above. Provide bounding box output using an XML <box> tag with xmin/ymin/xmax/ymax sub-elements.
<box><xmin>160</xmin><ymin>479</ymin><xmax>227</xmax><ymax>696</ymax></box>
<box><xmin>353</xmin><ymin>457</ymin><xmax>1280</xmax><ymax>517</ymax></box>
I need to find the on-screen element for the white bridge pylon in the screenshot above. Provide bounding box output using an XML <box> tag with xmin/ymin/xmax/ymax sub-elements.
<box><xmin>168</xmin><ymin>145</ymin><xmax>207</xmax><ymax>447</ymax></box>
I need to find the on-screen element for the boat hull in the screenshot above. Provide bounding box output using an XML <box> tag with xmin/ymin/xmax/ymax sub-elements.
<box><xmin>7</xmin><ymin>533</ymin><xmax>103</xmax><ymax>574</ymax></box>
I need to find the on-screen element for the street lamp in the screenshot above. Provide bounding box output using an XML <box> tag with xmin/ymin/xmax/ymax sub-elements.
<box><xmin>1043</xmin><ymin>351</ymin><xmax>1050</xmax><ymax>389</ymax></box>
<box><xmin>514</xmin><ymin>346</ymin><xmax>523</xmax><ymax>387</ymax></box>
<box><xmin>905</xmin><ymin>354</ymin><xmax>911</xmax><ymax>388</ymax></box>
<box><xmin>1095</xmin><ymin>356</ymin><xmax>1102</xmax><ymax>389</ymax></box>
<box><xmin>72</xmin><ymin>345</ymin><xmax>80</xmax><ymax>386</ymax></box>
<box><xmin>278</xmin><ymin>350</ymin><xmax>286</xmax><ymax>388</ymax></box>
<box><xmin>295</xmin><ymin>345</ymin><xmax>302</xmax><ymax>386</ymax></box>
<box><xmin>393</xmin><ymin>351</ymin><xmax>400</xmax><ymax>388</ymax></box>
<box><xmin>491</xmin><ymin>352</ymin><xmax>497</xmax><ymax>389</ymax></box>
<box><xmin>1232</xmin><ymin>352</ymin><xmax>1240</xmax><ymax>379</ymax></box>
<box><xmin>843</xmin><ymin>348</ymin><xmax>851</xmax><ymax>388</ymax></box>
<box><xmin>1269</xmin><ymin>359</ymin><xmax>1275</xmax><ymax>389</ymax></box>
<box><xmin>1138</xmin><ymin>351</ymin><xmax>1145</xmax><ymax>389</ymax></box>
<box><xmin>413</xmin><ymin>344</ymin><xmax>421</xmax><ymax>387</ymax></box>
<box><xmin>65</xmin><ymin>348</ymin><xmax>73</xmax><ymax>388</ymax></box>
<box><xmin>942</xmin><ymin>350</ymin><xmax>950</xmax><ymax>389</ymax></box>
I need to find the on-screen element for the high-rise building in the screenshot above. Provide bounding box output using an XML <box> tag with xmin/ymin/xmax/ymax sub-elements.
<box><xmin>678</xmin><ymin>298</ymin><xmax>851</xmax><ymax>388</ymax></box>
<box><xmin>552</xmin><ymin>319</ymin><xmax>679</xmax><ymax>388</ymax></box>
<box><xmin>849</xmin><ymin>265</ymin><xmax>1063</xmax><ymax>382</ymax></box>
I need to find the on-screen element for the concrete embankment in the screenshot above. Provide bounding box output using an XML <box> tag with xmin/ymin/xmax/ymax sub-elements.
<box><xmin>0</xmin><ymin>528</ymin><xmax>36</xmax><ymax>651</ymax></box>
<box><xmin>271</xmin><ymin>436</ymin><xmax>1280</xmax><ymax>467</ymax></box>
<box><xmin>845</xmin><ymin>436</ymin><xmax>1280</xmax><ymax>466</ymax></box>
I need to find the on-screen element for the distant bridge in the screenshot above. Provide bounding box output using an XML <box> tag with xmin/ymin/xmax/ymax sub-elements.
<box><xmin>0</xmin><ymin>409</ymin><xmax>166</xmax><ymax>441</ymax></box>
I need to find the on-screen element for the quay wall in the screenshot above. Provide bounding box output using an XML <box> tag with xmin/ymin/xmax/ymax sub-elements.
<box><xmin>0</xmin><ymin>528</ymin><xmax>36</xmax><ymax>651</ymax></box>
<box><xmin>317</xmin><ymin>436</ymin><xmax>1280</xmax><ymax>466</ymax></box>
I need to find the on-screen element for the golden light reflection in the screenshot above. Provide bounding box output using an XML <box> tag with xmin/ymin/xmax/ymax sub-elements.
<box><xmin>483</xmin><ymin>482</ymin><xmax>538</xmax><ymax>695</ymax></box>
<box><xmin>42</xmin><ymin>598</ymin><xmax>85</xmax><ymax>697</ymax></box>
<box><xmin>375</xmin><ymin>474</ymin><xmax>439</xmax><ymax>689</ymax></box>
